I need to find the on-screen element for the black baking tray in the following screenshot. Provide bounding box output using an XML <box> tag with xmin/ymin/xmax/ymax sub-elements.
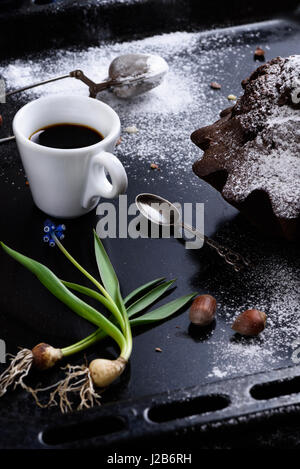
<box><xmin>0</xmin><ymin>0</ymin><xmax>300</xmax><ymax>451</ymax></box>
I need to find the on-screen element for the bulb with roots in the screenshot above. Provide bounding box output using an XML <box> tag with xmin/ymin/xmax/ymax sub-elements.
<box><xmin>89</xmin><ymin>357</ymin><xmax>127</xmax><ymax>387</ymax></box>
<box><xmin>32</xmin><ymin>343</ymin><xmax>63</xmax><ymax>370</ymax></box>
<box><xmin>0</xmin><ymin>343</ymin><xmax>127</xmax><ymax>412</ymax></box>
<box><xmin>0</xmin><ymin>343</ymin><xmax>63</xmax><ymax>398</ymax></box>
<box><xmin>41</xmin><ymin>357</ymin><xmax>128</xmax><ymax>413</ymax></box>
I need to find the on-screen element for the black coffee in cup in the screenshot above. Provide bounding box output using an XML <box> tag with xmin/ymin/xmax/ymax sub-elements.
<box><xmin>29</xmin><ymin>123</ymin><xmax>104</xmax><ymax>149</ymax></box>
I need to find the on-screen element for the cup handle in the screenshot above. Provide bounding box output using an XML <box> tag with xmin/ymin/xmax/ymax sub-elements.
<box><xmin>82</xmin><ymin>151</ymin><xmax>128</xmax><ymax>209</ymax></box>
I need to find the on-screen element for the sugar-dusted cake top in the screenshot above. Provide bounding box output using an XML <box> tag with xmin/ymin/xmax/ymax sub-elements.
<box><xmin>192</xmin><ymin>56</ymin><xmax>300</xmax><ymax>220</ymax></box>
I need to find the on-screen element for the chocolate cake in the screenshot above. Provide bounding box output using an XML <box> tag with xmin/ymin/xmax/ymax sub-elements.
<box><xmin>191</xmin><ymin>56</ymin><xmax>300</xmax><ymax>241</ymax></box>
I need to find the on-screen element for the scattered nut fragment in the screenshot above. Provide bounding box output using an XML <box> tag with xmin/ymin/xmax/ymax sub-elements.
<box><xmin>116</xmin><ymin>137</ymin><xmax>122</xmax><ymax>145</ymax></box>
<box><xmin>232</xmin><ymin>309</ymin><xmax>267</xmax><ymax>336</ymax></box>
<box><xmin>155</xmin><ymin>347</ymin><xmax>163</xmax><ymax>353</ymax></box>
<box><xmin>125</xmin><ymin>125</ymin><xmax>138</xmax><ymax>134</ymax></box>
<box><xmin>210</xmin><ymin>81</ymin><xmax>221</xmax><ymax>90</ymax></box>
<box><xmin>150</xmin><ymin>163</ymin><xmax>160</xmax><ymax>170</ymax></box>
<box><xmin>254</xmin><ymin>47</ymin><xmax>265</xmax><ymax>61</ymax></box>
<box><xmin>0</xmin><ymin>115</ymin><xmax>2</xmax><ymax>126</ymax></box>
<box><xmin>189</xmin><ymin>294</ymin><xmax>217</xmax><ymax>326</ymax></box>
<box><xmin>227</xmin><ymin>94</ymin><xmax>237</xmax><ymax>101</ymax></box>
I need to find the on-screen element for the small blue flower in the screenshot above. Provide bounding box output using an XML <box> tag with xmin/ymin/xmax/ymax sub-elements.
<box><xmin>43</xmin><ymin>219</ymin><xmax>66</xmax><ymax>247</ymax></box>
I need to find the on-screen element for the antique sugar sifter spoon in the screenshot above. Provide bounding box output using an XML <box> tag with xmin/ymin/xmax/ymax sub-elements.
<box><xmin>0</xmin><ymin>53</ymin><xmax>168</xmax><ymax>144</ymax></box>
<box><xmin>135</xmin><ymin>193</ymin><xmax>251</xmax><ymax>272</ymax></box>
<box><xmin>5</xmin><ymin>53</ymin><xmax>168</xmax><ymax>99</ymax></box>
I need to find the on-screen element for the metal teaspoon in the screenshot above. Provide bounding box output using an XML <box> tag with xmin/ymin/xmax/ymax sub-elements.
<box><xmin>135</xmin><ymin>193</ymin><xmax>251</xmax><ymax>272</ymax></box>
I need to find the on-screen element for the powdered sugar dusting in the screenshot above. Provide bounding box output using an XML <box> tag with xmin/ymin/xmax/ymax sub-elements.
<box><xmin>281</xmin><ymin>55</ymin><xmax>300</xmax><ymax>90</ymax></box>
<box><xmin>223</xmin><ymin>103</ymin><xmax>300</xmax><ymax>218</ymax></box>
<box><xmin>0</xmin><ymin>29</ymin><xmax>251</xmax><ymax>183</ymax></box>
<box><xmin>203</xmin><ymin>226</ymin><xmax>300</xmax><ymax>381</ymax></box>
<box><xmin>1</xmin><ymin>27</ymin><xmax>298</xmax><ymax>216</ymax></box>
<box><xmin>212</xmin><ymin>55</ymin><xmax>300</xmax><ymax>219</ymax></box>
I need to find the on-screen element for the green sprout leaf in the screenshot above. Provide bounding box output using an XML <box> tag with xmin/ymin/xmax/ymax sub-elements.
<box><xmin>93</xmin><ymin>231</ymin><xmax>126</xmax><ymax>314</ymax></box>
<box><xmin>0</xmin><ymin>242</ymin><xmax>126</xmax><ymax>352</ymax></box>
<box><xmin>63</xmin><ymin>278</ymin><xmax>182</xmax><ymax>323</ymax></box>
<box><xmin>1</xmin><ymin>233</ymin><xmax>196</xmax><ymax>366</ymax></box>
<box><xmin>126</xmin><ymin>279</ymin><xmax>176</xmax><ymax>318</ymax></box>
<box><xmin>63</xmin><ymin>292</ymin><xmax>196</xmax><ymax>357</ymax></box>
<box><xmin>124</xmin><ymin>277</ymin><xmax>165</xmax><ymax>305</ymax></box>
<box><xmin>93</xmin><ymin>231</ymin><xmax>132</xmax><ymax>360</ymax></box>
<box><xmin>130</xmin><ymin>293</ymin><xmax>196</xmax><ymax>326</ymax></box>
<box><xmin>93</xmin><ymin>230</ymin><xmax>120</xmax><ymax>304</ymax></box>
<box><xmin>61</xmin><ymin>280</ymin><xmax>104</xmax><ymax>303</ymax></box>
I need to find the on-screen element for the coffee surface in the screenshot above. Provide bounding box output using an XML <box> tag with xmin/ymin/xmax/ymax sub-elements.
<box><xmin>30</xmin><ymin>123</ymin><xmax>103</xmax><ymax>149</ymax></box>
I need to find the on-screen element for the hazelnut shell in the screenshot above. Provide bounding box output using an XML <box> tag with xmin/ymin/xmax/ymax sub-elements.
<box><xmin>189</xmin><ymin>294</ymin><xmax>217</xmax><ymax>326</ymax></box>
<box><xmin>232</xmin><ymin>309</ymin><xmax>267</xmax><ymax>336</ymax></box>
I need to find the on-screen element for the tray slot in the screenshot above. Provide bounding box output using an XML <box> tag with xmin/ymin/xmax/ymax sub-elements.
<box><xmin>250</xmin><ymin>376</ymin><xmax>300</xmax><ymax>401</ymax></box>
<box><xmin>41</xmin><ymin>415</ymin><xmax>126</xmax><ymax>446</ymax></box>
<box><xmin>147</xmin><ymin>394</ymin><xmax>230</xmax><ymax>423</ymax></box>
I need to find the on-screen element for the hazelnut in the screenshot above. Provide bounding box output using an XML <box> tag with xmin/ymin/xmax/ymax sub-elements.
<box><xmin>232</xmin><ymin>309</ymin><xmax>267</xmax><ymax>336</ymax></box>
<box><xmin>189</xmin><ymin>294</ymin><xmax>217</xmax><ymax>326</ymax></box>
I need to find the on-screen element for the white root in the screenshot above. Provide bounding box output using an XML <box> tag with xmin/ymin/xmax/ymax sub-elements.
<box><xmin>0</xmin><ymin>349</ymin><xmax>33</xmax><ymax>397</ymax></box>
<box><xmin>30</xmin><ymin>364</ymin><xmax>102</xmax><ymax>413</ymax></box>
<box><xmin>0</xmin><ymin>350</ymin><xmax>126</xmax><ymax>413</ymax></box>
<box><xmin>28</xmin><ymin>358</ymin><xmax>127</xmax><ymax>413</ymax></box>
<box><xmin>0</xmin><ymin>343</ymin><xmax>63</xmax><ymax>400</ymax></box>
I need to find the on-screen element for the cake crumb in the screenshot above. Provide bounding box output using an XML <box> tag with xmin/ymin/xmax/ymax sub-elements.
<box><xmin>125</xmin><ymin>126</ymin><xmax>138</xmax><ymax>134</ymax></box>
<box><xmin>254</xmin><ymin>46</ymin><xmax>265</xmax><ymax>61</ymax></box>
<box><xmin>210</xmin><ymin>81</ymin><xmax>221</xmax><ymax>89</ymax></box>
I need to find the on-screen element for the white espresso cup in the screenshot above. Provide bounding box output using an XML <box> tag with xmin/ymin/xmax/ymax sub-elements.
<box><xmin>13</xmin><ymin>95</ymin><xmax>128</xmax><ymax>218</ymax></box>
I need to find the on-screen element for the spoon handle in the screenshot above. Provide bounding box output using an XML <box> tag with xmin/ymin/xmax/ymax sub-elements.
<box><xmin>69</xmin><ymin>70</ymin><xmax>110</xmax><ymax>97</ymax></box>
<box><xmin>182</xmin><ymin>223</ymin><xmax>250</xmax><ymax>272</ymax></box>
<box><xmin>4</xmin><ymin>70</ymin><xmax>109</xmax><ymax>99</ymax></box>
<box><xmin>5</xmin><ymin>73</ymin><xmax>70</xmax><ymax>97</ymax></box>
<box><xmin>0</xmin><ymin>135</ymin><xmax>15</xmax><ymax>144</ymax></box>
